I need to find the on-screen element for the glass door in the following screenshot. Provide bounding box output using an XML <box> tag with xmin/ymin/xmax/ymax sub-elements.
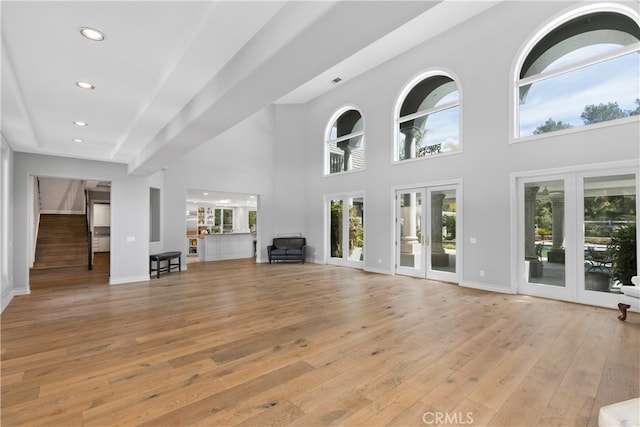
<box><xmin>328</xmin><ymin>195</ymin><xmax>364</xmax><ymax>267</ymax></box>
<box><xmin>395</xmin><ymin>185</ymin><xmax>459</xmax><ymax>282</ymax></box>
<box><xmin>396</xmin><ymin>189</ymin><xmax>425</xmax><ymax>277</ymax></box>
<box><xmin>427</xmin><ymin>186</ymin><xmax>458</xmax><ymax>282</ymax></box>
<box><xmin>517</xmin><ymin>176</ymin><xmax>574</xmax><ymax>301</ymax></box>
<box><xmin>578</xmin><ymin>173</ymin><xmax>637</xmax><ymax>306</ymax></box>
<box><xmin>516</xmin><ymin>168</ymin><xmax>638</xmax><ymax>307</ymax></box>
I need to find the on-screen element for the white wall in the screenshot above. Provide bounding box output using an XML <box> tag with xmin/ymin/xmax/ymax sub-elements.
<box><xmin>162</xmin><ymin>106</ymin><xmax>278</xmax><ymax>265</ymax></box>
<box><xmin>272</xmin><ymin>105</ymin><xmax>309</xmax><ymax>241</ymax></box>
<box><xmin>148</xmin><ymin>170</ymin><xmax>164</xmax><ymax>256</ymax></box>
<box><xmin>37</xmin><ymin>177</ymin><xmax>85</xmax><ymax>214</ymax></box>
<box><xmin>290</xmin><ymin>0</ymin><xmax>639</xmax><ymax>291</ymax></box>
<box><xmin>1</xmin><ymin>138</ymin><xmax>14</xmax><ymax>312</ymax></box>
<box><xmin>12</xmin><ymin>153</ymin><xmax>151</xmax><ymax>291</ymax></box>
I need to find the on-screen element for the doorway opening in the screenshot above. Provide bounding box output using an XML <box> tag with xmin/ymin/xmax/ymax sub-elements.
<box><xmin>186</xmin><ymin>190</ymin><xmax>258</xmax><ymax>263</ymax></box>
<box><xmin>30</xmin><ymin>176</ymin><xmax>111</xmax><ymax>289</ymax></box>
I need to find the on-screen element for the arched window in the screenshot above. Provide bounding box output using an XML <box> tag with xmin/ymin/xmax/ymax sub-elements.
<box><xmin>325</xmin><ymin>108</ymin><xmax>364</xmax><ymax>174</ymax></box>
<box><xmin>516</xmin><ymin>7</ymin><xmax>640</xmax><ymax>138</ymax></box>
<box><xmin>395</xmin><ymin>72</ymin><xmax>460</xmax><ymax>162</ymax></box>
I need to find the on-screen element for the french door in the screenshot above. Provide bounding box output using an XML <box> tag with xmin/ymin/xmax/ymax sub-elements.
<box><xmin>517</xmin><ymin>175</ymin><xmax>576</xmax><ymax>301</ymax></box>
<box><xmin>395</xmin><ymin>184</ymin><xmax>459</xmax><ymax>283</ymax></box>
<box><xmin>327</xmin><ymin>194</ymin><xmax>364</xmax><ymax>268</ymax></box>
<box><xmin>516</xmin><ymin>167</ymin><xmax>638</xmax><ymax>307</ymax></box>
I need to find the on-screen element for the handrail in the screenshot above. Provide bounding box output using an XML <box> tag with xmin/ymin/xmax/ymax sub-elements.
<box><xmin>31</xmin><ymin>177</ymin><xmax>42</xmax><ymax>267</ymax></box>
<box><xmin>85</xmin><ymin>188</ymin><xmax>93</xmax><ymax>270</ymax></box>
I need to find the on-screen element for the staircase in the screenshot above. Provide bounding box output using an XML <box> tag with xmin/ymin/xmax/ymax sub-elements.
<box><xmin>33</xmin><ymin>214</ymin><xmax>88</xmax><ymax>270</ymax></box>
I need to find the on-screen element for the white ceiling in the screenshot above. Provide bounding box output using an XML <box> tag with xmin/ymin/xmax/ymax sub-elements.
<box><xmin>1</xmin><ymin>0</ymin><xmax>499</xmax><ymax>176</ymax></box>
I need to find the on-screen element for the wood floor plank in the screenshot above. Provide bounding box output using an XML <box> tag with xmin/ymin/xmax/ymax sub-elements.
<box><xmin>420</xmin><ymin>344</ymin><xmax>512</xmax><ymax>413</ymax></box>
<box><xmin>342</xmin><ymin>361</ymin><xmax>456</xmax><ymax>426</ymax></box>
<box><xmin>2</xmin><ymin>258</ymin><xmax>638</xmax><ymax>426</ymax></box>
<box><xmin>138</xmin><ymin>360</ymin><xmax>314</xmax><ymax>426</ymax></box>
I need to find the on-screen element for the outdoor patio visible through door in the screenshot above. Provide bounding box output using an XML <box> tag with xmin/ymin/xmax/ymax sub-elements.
<box><xmin>395</xmin><ymin>184</ymin><xmax>459</xmax><ymax>283</ymax></box>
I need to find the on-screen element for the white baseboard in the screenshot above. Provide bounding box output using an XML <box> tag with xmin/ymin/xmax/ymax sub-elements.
<box><xmin>460</xmin><ymin>280</ymin><xmax>515</xmax><ymax>294</ymax></box>
<box><xmin>109</xmin><ymin>275</ymin><xmax>151</xmax><ymax>285</ymax></box>
<box><xmin>364</xmin><ymin>266</ymin><xmax>393</xmax><ymax>275</ymax></box>
<box><xmin>2</xmin><ymin>287</ymin><xmax>31</xmax><ymax>313</ymax></box>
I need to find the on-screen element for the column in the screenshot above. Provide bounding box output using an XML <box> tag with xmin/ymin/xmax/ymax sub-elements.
<box><xmin>400</xmin><ymin>192</ymin><xmax>421</xmax><ymax>268</ymax></box>
<box><xmin>525</xmin><ymin>185</ymin><xmax>543</xmax><ymax>277</ymax></box>
<box><xmin>336</xmin><ymin>140</ymin><xmax>352</xmax><ymax>172</ymax></box>
<box><xmin>430</xmin><ymin>192</ymin><xmax>449</xmax><ymax>266</ymax></box>
<box><xmin>400</xmin><ymin>126</ymin><xmax>419</xmax><ymax>160</ymax></box>
<box><xmin>548</xmin><ymin>192</ymin><xmax>565</xmax><ymax>263</ymax></box>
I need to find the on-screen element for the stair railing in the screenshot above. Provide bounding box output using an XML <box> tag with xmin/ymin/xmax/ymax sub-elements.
<box><xmin>85</xmin><ymin>189</ymin><xmax>93</xmax><ymax>270</ymax></box>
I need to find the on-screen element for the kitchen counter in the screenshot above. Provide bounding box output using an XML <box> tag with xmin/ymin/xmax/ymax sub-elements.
<box><xmin>199</xmin><ymin>232</ymin><xmax>255</xmax><ymax>261</ymax></box>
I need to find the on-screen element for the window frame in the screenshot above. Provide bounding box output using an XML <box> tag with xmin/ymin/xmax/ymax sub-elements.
<box><xmin>393</xmin><ymin>69</ymin><xmax>463</xmax><ymax>164</ymax></box>
<box><xmin>511</xmin><ymin>3</ymin><xmax>640</xmax><ymax>142</ymax></box>
<box><xmin>324</xmin><ymin>106</ymin><xmax>365</xmax><ymax>176</ymax></box>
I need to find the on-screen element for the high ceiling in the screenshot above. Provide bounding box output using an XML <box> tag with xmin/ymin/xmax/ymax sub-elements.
<box><xmin>1</xmin><ymin>1</ymin><xmax>498</xmax><ymax>176</ymax></box>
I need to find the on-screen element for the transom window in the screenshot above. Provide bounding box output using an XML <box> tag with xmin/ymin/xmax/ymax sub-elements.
<box><xmin>395</xmin><ymin>73</ymin><xmax>460</xmax><ymax>162</ymax></box>
<box><xmin>517</xmin><ymin>9</ymin><xmax>640</xmax><ymax>138</ymax></box>
<box><xmin>325</xmin><ymin>108</ymin><xmax>364</xmax><ymax>175</ymax></box>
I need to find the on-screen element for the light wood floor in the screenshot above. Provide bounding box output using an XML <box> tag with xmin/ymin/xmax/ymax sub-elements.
<box><xmin>2</xmin><ymin>259</ymin><xmax>638</xmax><ymax>426</ymax></box>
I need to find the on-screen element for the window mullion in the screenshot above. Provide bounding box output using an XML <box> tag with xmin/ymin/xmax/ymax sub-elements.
<box><xmin>519</xmin><ymin>42</ymin><xmax>640</xmax><ymax>88</ymax></box>
<box><xmin>328</xmin><ymin>130</ymin><xmax>364</xmax><ymax>145</ymax></box>
<box><xmin>398</xmin><ymin>100</ymin><xmax>459</xmax><ymax>124</ymax></box>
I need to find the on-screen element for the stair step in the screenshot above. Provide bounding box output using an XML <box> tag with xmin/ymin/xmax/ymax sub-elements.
<box><xmin>35</xmin><ymin>214</ymin><xmax>90</xmax><ymax>270</ymax></box>
<box><xmin>32</xmin><ymin>261</ymin><xmax>88</xmax><ymax>269</ymax></box>
<box><xmin>37</xmin><ymin>239</ymin><xmax>87</xmax><ymax>245</ymax></box>
<box><xmin>35</xmin><ymin>252</ymin><xmax>87</xmax><ymax>261</ymax></box>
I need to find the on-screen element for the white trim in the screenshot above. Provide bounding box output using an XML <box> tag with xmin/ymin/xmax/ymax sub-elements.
<box><xmin>514</xmin><ymin>173</ymin><xmax>577</xmax><ymax>302</ymax></box>
<box><xmin>392</xmin><ymin>68</ymin><xmax>463</xmax><ymax>163</ymax></box>
<box><xmin>1</xmin><ymin>292</ymin><xmax>12</xmax><ymax>313</ymax></box>
<box><xmin>513</xmin><ymin>115</ymin><xmax>640</xmax><ymax>145</ymax></box>
<box><xmin>323</xmin><ymin>191</ymin><xmax>366</xmax><ymax>270</ymax></box>
<box><xmin>327</xmin><ymin>130</ymin><xmax>365</xmax><ymax>146</ymax></box>
<box><xmin>109</xmin><ymin>275</ymin><xmax>151</xmax><ymax>285</ymax></box>
<box><xmin>510</xmin><ymin>161</ymin><xmax>639</xmax><ymax>308</ymax></box>
<box><xmin>510</xmin><ymin>159</ymin><xmax>639</xmax><ymax>180</ymax></box>
<box><xmin>518</xmin><ymin>43</ymin><xmax>639</xmax><ymax>88</ymax></box>
<box><xmin>460</xmin><ymin>280</ymin><xmax>515</xmax><ymax>295</ymax></box>
<box><xmin>324</xmin><ymin>105</ymin><xmax>365</xmax><ymax>176</ymax></box>
<box><xmin>391</xmin><ymin>179</ymin><xmax>463</xmax><ymax>284</ymax></box>
<box><xmin>364</xmin><ymin>266</ymin><xmax>393</xmax><ymax>275</ymax></box>
<box><xmin>2</xmin><ymin>287</ymin><xmax>31</xmax><ymax>313</ymax></box>
<box><xmin>398</xmin><ymin>100</ymin><xmax>458</xmax><ymax>123</ymax></box>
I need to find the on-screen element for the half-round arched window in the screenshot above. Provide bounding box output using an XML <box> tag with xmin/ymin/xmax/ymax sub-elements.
<box><xmin>516</xmin><ymin>6</ymin><xmax>640</xmax><ymax>138</ymax></box>
<box><xmin>395</xmin><ymin>72</ymin><xmax>460</xmax><ymax>161</ymax></box>
<box><xmin>325</xmin><ymin>108</ymin><xmax>364</xmax><ymax>174</ymax></box>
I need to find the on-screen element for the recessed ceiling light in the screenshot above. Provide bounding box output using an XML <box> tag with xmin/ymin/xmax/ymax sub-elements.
<box><xmin>72</xmin><ymin>138</ymin><xmax>84</xmax><ymax>143</ymax></box>
<box><xmin>75</xmin><ymin>81</ymin><xmax>95</xmax><ymax>90</ymax></box>
<box><xmin>79</xmin><ymin>27</ymin><xmax>105</xmax><ymax>41</ymax></box>
<box><xmin>73</xmin><ymin>121</ymin><xmax>88</xmax><ymax>127</ymax></box>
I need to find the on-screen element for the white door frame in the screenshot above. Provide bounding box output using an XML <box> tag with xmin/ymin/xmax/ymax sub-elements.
<box><xmin>393</xmin><ymin>179</ymin><xmax>462</xmax><ymax>283</ymax></box>
<box><xmin>511</xmin><ymin>161</ymin><xmax>639</xmax><ymax>308</ymax></box>
<box><xmin>514</xmin><ymin>173</ymin><xmax>577</xmax><ymax>302</ymax></box>
<box><xmin>324</xmin><ymin>192</ymin><xmax>365</xmax><ymax>269</ymax></box>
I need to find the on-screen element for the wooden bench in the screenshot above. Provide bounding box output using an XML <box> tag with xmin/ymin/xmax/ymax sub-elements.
<box><xmin>149</xmin><ymin>251</ymin><xmax>181</xmax><ymax>278</ymax></box>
